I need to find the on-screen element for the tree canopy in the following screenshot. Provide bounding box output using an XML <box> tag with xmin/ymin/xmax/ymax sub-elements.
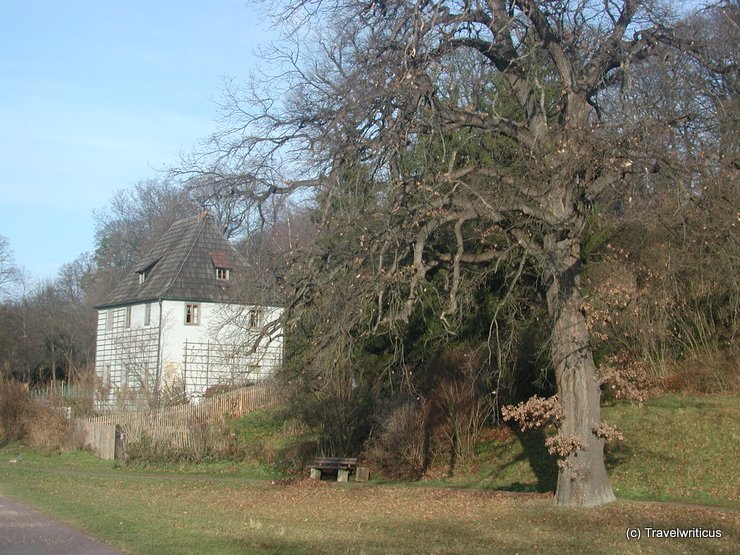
<box><xmin>177</xmin><ymin>0</ymin><xmax>739</xmax><ymax>507</ymax></box>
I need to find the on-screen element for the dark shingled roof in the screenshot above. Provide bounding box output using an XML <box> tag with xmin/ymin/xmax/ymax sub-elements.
<box><xmin>97</xmin><ymin>213</ymin><xmax>248</xmax><ymax>308</ymax></box>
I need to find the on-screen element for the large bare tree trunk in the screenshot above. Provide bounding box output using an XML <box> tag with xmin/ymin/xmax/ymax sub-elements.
<box><xmin>546</xmin><ymin>236</ymin><xmax>616</xmax><ymax>507</ymax></box>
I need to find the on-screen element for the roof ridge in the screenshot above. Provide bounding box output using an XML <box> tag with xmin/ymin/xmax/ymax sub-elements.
<box><xmin>96</xmin><ymin>212</ymin><xmax>258</xmax><ymax>308</ymax></box>
<box><xmin>163</xmin><ymin>215</ymin><xmax>208</xmax><ymax>295</ymax></box>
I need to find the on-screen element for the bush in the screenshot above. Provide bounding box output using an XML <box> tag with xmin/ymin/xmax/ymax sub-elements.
<box><xmin>125</xmin><ymin>421</ymin><xmax>230</xmax><ymax>465</ymax></box>
<box><xmin>661</xmin><ymin>349</ymin><xmax>740</xmax><ymax>394</ymax></box>
<box><xmin>365</xmin><ymin>400</ymin><xmax>429</xmax><ymax>479</ymax></box>
<box><xmin>0</xmin><ymin>381</ymin><xmax>32</xmax><ymax>442</ymax></box>
<box><xmin>0</xmin><ymin>381</ymin><xmax>70</xmax><ymax>453</ymax></box>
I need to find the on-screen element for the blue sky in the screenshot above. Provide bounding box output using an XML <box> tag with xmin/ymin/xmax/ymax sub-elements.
<box><xmin>0</xmin><ymin>1</ymin><xmax>274</xmax><ymax>280</ymax></box>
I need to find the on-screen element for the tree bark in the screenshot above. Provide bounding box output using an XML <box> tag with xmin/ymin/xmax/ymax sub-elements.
<box><xmin>546</xmin><ymin>235</ymin><xmax>616</xmax><ymax>507</ymax></box>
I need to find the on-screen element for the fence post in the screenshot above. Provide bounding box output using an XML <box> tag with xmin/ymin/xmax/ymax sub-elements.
<box><xmin>114</xmin><ymin>424</ymin><xmax>127</xmax><ymax>467</ymax></box>
<box><xmin>206</xmin><ymin>340</ymin><xmax>210</xmax><ymax>392</ymax></box>
<box><xmin>183</xmin><ymin>339</ymin><xmax>188</xmax><ymax>393</ymax></box>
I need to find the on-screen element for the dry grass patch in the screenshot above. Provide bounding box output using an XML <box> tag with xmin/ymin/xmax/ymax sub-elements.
<box><xmin>0</xmin><ymin>449</ymin><xmax>736</xmax><ymax>555</ymax></box>
<box><xmin>189</xmin><ymin>481</ymin><xmax>737</xmax><ymax>554</ymax></box>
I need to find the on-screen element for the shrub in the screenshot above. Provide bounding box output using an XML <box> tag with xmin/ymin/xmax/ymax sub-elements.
<box><xmin>365</xmin><ymin>400</ymin><xmax>429</xmax><ymax>479</ymax></box>
<box><xmin>125</xmin><ymin>421</ymin><xmax>230</xmax><ymax>464</ymax></box>
<box><xmin>0</xmin><ymin>381</ymin><xmax>32</xmax><ymax>442</ymax></box>
<box><xmin>0</xmin><ymin>381</ymin><xmax>70</xmax><ymax>453</ymax></box>
<box><xmin>662</xmin><ymin>348</ymin><xmax>740</xmax><ymax>394</ymax></box>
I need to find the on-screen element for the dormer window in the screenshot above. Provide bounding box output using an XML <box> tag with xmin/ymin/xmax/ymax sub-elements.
<box><xmin>210</xmin><ymin>251</ymin><xmax>232</xmax><ymax>282</ymax></box>
<box><xmin>134</xmin><ymin>257</ymin><xmax>159</xmax><ymax>285</ymax></box>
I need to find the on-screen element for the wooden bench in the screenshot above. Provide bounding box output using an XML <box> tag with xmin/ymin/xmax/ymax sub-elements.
<box><xmin>308</xmin><ymin>457</ymin><xmax>358</xmax><ymax>482</ymax></box>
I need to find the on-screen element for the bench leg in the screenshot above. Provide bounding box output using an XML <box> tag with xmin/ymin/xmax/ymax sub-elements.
<box><xmin>337</xmin><ymin>469</ymin><xmax>350</xmax><ymax>482</ymax></box>
<box><xmin>310</xmin><ymin>468</ymin><xmax>322</xmax><ymax>480</ymax></box>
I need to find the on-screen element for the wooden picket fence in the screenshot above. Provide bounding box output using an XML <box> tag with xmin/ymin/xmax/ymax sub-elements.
<box><xmin>78</xmin><ymin>384</ymin><xmax>278</xmax><ymax>457</ymax></box>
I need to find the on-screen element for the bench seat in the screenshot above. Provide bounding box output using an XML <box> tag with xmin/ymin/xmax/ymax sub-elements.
<box><xmin>308</xmin><ymin>457</ymin><xmax>357</xmax><ymax>481</ymax></box>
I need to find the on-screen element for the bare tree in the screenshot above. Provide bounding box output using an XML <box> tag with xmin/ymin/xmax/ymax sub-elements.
<box><xmin>0</xmin><ymin>235</ymin><xmax>19</xmax><ymax>299</ymax></box>
<box><xmin>0</xmin><ymin>249</ymin><xmax>101</xmax><ymax>386</ymax></box>
<box><xmin>93</xmin><ymin>178</ymin><xmax>198</xmax><ymax>282</ymax></box>
<box><xmin>53</xmin><ymin>254</ymin><xmax>98</xmax><ymax>380</ymax></box>
<box><xmin>182</xmin><ymin>1</ymin><xmax>734</xmax><ymax>506</ymax></box>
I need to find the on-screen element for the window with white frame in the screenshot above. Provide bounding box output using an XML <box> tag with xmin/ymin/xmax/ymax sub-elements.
<box><xmin>210</xmin><ymin>252</ymin><xmax>231</xmax><ymax>281</ymax></box>
<box><xmin>248</xmin><ymin>309</ymin><xmax>261</xmax><ymax>329</ymax></box>
<box><xmin>185</xmin><ymin>304</ymin><xmax>200</xmax><ymax>325</ymax></box>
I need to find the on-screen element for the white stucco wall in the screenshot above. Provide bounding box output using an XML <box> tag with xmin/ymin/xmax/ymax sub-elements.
<box><xmin>159</xmin><ymin>300</ymin><xmax>283</xmax><ymax>399</ymax></box>
<box><xmin>95</xmin><ymin>300</ymin><xmax>283</xmax><ymax>407</ymax></box>
<box><xmin>94</xmin><ymin>303</ymin><xmax>162</xmax><ymax>409</ymax></box>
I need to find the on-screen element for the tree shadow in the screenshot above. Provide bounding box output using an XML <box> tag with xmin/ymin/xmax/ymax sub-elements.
<box><xmin>509</xmin><ymin>427</ymin><xmax>558</xmax><ymax>493</ymax></box>
<box><xmin>479</xmin><ymin>426</ymin><xmax>558</xmax><ymax>493</ymax></box>
<box><xmin>604</xmin><ymin>440</ymin><xmax>632</xmax><ymax>471</ymax></box>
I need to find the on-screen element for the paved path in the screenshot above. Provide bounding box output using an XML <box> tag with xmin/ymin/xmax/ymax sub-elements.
<box><xmin>0</xmin><ymin>495</ymin><xmax>126</xmax><ymax>555</ymax></box>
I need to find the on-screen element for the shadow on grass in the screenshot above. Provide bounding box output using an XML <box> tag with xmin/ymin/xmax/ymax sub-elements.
<box><xmin>604</xmin><ymin>440</ymin><xmax>633</xmax><ymax>471</ymax></box>
<box><xmin>512</xmin><ymin>428</ymin><xmax>557</xmax><ymax>492</ymax></box>
<box><xmin>481</xmin><ymin>428</ymin><xmax>557</xmax><ymax>494</ymax></box>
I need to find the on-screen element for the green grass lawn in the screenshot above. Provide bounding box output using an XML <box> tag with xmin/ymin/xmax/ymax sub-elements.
<box><xmin>439</xmin><ymin>393</ymin><xmax>739</xmax><ymax>507</ymax></box>
<box><xmin>604</xmin><ymin>394</ymin><xmax>739</xmax><ymax>505</ymax></box>
<box><xmin>0</xmin><ymin>393</ymin><xmax>737</xmax><ymax>554</ymax></box>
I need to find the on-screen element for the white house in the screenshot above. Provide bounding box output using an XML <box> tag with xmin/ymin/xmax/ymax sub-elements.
<box><xmin>94</xmin><ymin>213</ymin><xmax>283</xmax><ymax>409</ymax></box>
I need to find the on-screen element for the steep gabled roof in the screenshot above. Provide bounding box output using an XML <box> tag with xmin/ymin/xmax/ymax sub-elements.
<box><xmin>97</xmin><ymin>213</ymin><xmax>248</xmax><ymax>308</ymax></box>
